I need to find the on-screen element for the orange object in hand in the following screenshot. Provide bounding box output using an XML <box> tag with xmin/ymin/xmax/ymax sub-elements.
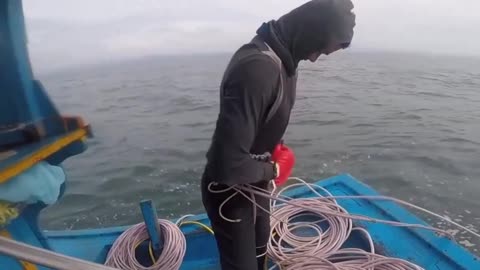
<box><xmin>271</xmin><ymin>143</ymin><xmax>295</xmax><ymax>186</ymax></box>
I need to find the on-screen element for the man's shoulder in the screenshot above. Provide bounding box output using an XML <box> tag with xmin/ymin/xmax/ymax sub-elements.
<box><xmin>231</xmin><ymin>42</ymin><xmax>280</xmax><ymax>69</ymax></box>
<box><xmin>228</xmin><ymin>45</ymin><xmax>280</xmax><ymax>80</ymax></box>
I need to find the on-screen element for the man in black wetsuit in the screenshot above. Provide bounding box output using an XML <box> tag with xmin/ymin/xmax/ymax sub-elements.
<box><xmin>201</xmin><ymin>1</ymin><xmax>356</xmax><ymax>269</ymax></box>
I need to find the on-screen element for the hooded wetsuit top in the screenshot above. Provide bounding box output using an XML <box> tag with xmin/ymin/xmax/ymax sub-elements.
<box><xmin>203</xmin><ymin>0</ymin><xmax>356</xmax><ymax>186</ymax></box>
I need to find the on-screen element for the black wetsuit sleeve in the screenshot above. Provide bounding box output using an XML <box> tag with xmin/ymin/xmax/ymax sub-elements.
<box><xmin>211</xmin><ymin>57</ymin><xmax>279</xmax><ymax>186</ymax></box>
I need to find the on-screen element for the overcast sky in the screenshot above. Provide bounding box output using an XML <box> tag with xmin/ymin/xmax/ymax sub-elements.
<box><xmin>24</xmin><ymin>0</ymin><xmax>480</xmax><ymax>72</ymax></box>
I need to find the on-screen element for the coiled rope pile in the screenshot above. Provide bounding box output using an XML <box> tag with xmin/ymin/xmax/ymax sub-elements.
<box><xmin>105</xmin><ymin>177</ymin><xmax>479</xmax><ymax>270</ymax></box>
<box><xmin>105</xmin><ymin>219</ymin><xmax>186</xmax><ymax>270</ymax></box>
<box><xmin>266</xmin><ymin>191</ymin><xmax>425</xmax><ymax>270</ymax></box>
<box><xmin>104</xmin><ymin>213</ymin><xmax>214</xmax><ymax>270</ymax></box>
<box><xmin>220</xmin><ymin>178</ymin><xmax>480</xmax><ymax>270</ymax></box>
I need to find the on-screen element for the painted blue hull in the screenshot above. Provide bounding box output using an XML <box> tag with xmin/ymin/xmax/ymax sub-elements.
<box><xmin>42</xmin><ymin>174</ymin><xmax>479</xmax><ymax>270</ymax></box>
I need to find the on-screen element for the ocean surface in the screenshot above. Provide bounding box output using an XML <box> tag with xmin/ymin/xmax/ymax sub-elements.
<box><xmin>37</xmin><ymin>50</ymin><xmax>480</xmax><ymax>253</ymax></box>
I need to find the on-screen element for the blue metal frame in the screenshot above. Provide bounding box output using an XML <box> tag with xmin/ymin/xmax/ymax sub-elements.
<box><xmin>0</xmin><ymin>2</ymin><xmax>90</xmax><ymax>269</ymax></box>
<box><xmin>0</xmin><ymin>0</ymin><xmax>33</xmax><ymax>126</ymax></box>
<box><xmin>0</xmin><ymin>1</ymin><xmax>90</xmax><ymax>148</ymax></box>
<box><xmin>0</xmin><ymin>0</ymin><xmax>59</xmax><ymax>128</ymax></box>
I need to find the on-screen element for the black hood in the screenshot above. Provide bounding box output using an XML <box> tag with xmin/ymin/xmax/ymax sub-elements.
<box><xmin>257</xmin><ymin>0</ymin><xmax>356</xmax><ymax>76</ymax></box>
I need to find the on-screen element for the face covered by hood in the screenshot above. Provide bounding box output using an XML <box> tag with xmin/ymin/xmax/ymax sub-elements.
<box><xmin>257</xmin><ymin>0</ymin><xmax>356</xmax><ymax>76</ymax></box>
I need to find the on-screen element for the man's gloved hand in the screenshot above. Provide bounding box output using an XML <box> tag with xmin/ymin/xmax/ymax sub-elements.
<box><xmin>271</xmin><ymin>143</ymin><xmax>295</xmax><ymax>186</ymax></box>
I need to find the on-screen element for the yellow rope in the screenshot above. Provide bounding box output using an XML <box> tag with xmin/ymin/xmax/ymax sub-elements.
<box><xmin>135</xmin><ymin>221</ymin><xmax>213</xmax><ymax>265</ymax></box>
<box><xmin>132</xmin><ymin>237</ymin><xmax>158</xmax><ymax>265</ymax></box>
<box><xmin>0</xmin><ymin>202</ymin><xmax>19</xmax><ymax>226</ymax></box>
<box><xmin>148</xmin><ymin>241</ymin><xmax>156</xmax><ymax>264</ymax></box>
<box><xmin>179</xmin><ymin>221</ymin><xmax>214</xmax><ymax>235</ymax></box>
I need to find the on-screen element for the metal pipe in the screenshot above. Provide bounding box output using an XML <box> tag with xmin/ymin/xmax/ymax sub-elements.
<box><xmin>0</xmin><ymin>236</ymin><xmax>119</xmax><ymax>270</ymax></box>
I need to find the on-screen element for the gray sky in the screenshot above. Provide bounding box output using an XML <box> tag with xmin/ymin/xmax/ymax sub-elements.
<box><xmin>24</xmin><ymin>0</ymin><xmax>480</xmax><ymax>72</ymax></box>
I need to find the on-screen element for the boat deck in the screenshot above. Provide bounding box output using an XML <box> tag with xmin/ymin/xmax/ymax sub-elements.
<box><xmin>44</xmin><ymin>174</ymin><xmax>480</xmax><ymax>270</ymax></box>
